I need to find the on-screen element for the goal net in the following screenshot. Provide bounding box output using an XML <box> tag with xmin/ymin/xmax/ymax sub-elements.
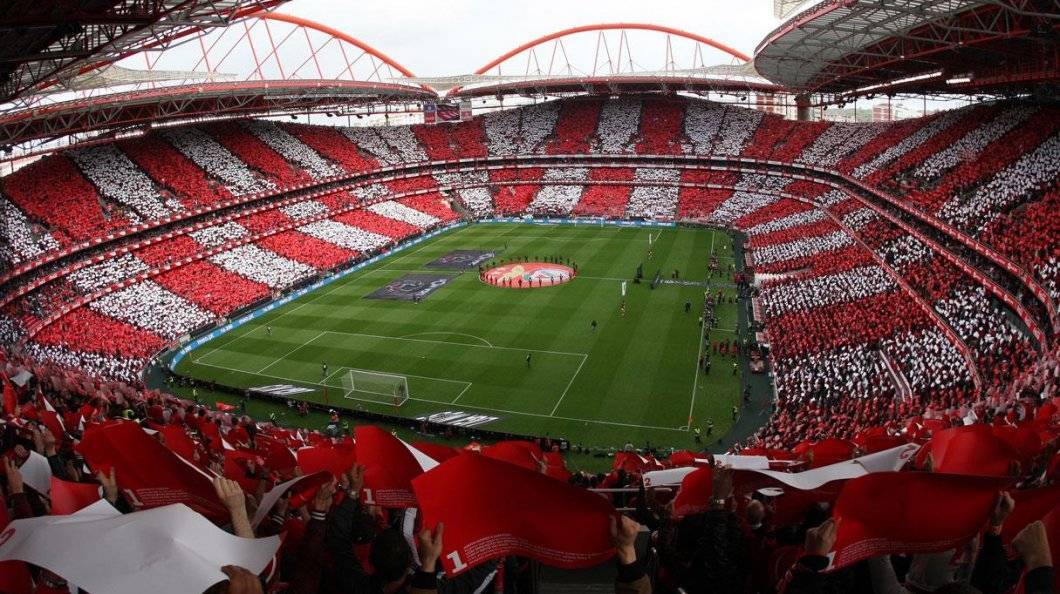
<box><xmin>340</xmin><ymin>369</ymin><xmax>410</xmax><ymax>406</ymax></box>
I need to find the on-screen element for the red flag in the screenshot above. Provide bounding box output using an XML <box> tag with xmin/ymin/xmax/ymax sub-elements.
<box><xmin>75</xmin><ymin>421</ymin><xmax>228</xmax><ymax>524</ymax></box>
<box><xmin>991</xmin><ymin>425</ymin><xmax>1043</xmax><ymax>465</ymax></box>
<box><xmin>251</xmin><ymin>471</ymin><xmax>332</xmax><ymax>528</ymax></box>
<box><xmin>740</xmin><ymin>447</ymin><xmax>798</xmax><ymax>461</ymax></box>
<box><xmin>1001</xmin><ymin>484</ymin><xmax>1060</xmax><ymax>543</ymax></box>
<box><xmin>543</xmin><ymin>451</ymin><xmax>571</xmax><ymax>482</ymax></box>
<box><xmin>2</xmin><ymin>377</ymin><xmax>16</xmax><ymax>416</ymax></box>
<box><xmin>296</xmin><ymin>440</ymin><xmax>357</xmax><ymax>478</ymax></box>
<box><xmin>158</xmin><ymin>424</ymin><xmax>200</xmax><ymax>466</ymax></box>
<box><xmin>355</xmin><ymin>426</ymin><xmax>436</xmax><ymax>508</ymax></box>
<box><xmin>199</xmin><ymin>420</ymin><xmax>224</xmax><ymax>453</ymax></box>
<box><xmin>215</xmin><ymin>402</ymin><xmax>237</xmax><ymax>412</ymax></box>
<box><xmin>668</xmin><ymin>451</ymin><xmax>699</xmax><ymax>467</ymax></box>
<box><xmin>800</xmin><ymin>438</ymin><xmax>857</xmax><ymax>468</ymax></box>
<box><xmin>0</xmin><ymin>502</ymin><xmax>32</xmax><ymax>592</ymax></box>
<box><xmin>288</xmin><ymin>472</ymin><xmax>337</xmax><ymax>509</ymax></box>
<box><xmin>925</xmin><ymin>425</ymin><xmax>1019</xmax><ymax>476</ymax></box>
<box><xmin>224</xmin><ymin>450</ymin><xmax>264</xmax><ymax>493</ymax></box>
<box><xmin>413</xmin><ymin>453</ymin><xmax>615</xmax><ymax>576</ymax></box>
<box><xmin>853</xmin><ymin>428</ymin><xmax>907</xmax><ymax>454</ymax></box>
<box><xmin>0</xmin><ymin>561</ymin><xmax>32</xmax><ymax>594</ymax></box>
<box><xmin>672</xmin><ymin>466</ymin><xmax>713</xmax><ymax>517</ymax></box>
<box><xmin>613</xmin><ymin>451</ymin><xmax>660</xmax><ymax>473</ymax></box>
<box><xmin>412</xmin><ymin>441</ymin><xmax>460</xmax><ymax>462</ymax></box>
<box><xmin>49</xmin><ymin>477</ymin><xmax>102</xmax><ymax>515</ymax></box>
<box><xmin>255</xmin><ymin>435</ymin><xmax>298</xmax><ymax>475</ymax></box>
<box><xmin>481</xmin><ymin>441</ymin><xmax>544</xmax><ymax>473</ymax></box>
<box><xmin>831</xmin><ymin>472</ymin><xmax>1010</xmax><ymax>569</ymax></box>
<box><xmin>39</xmin><ymin>411</ymin><xmax>66</xmax><ymax>444</ymax></box>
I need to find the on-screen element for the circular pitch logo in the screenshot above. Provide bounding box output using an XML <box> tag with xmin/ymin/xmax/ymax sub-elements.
<box><xmin>483</xmin><ymin>262</ymin><xmax>575</xmax><ymax>289</ymax></box>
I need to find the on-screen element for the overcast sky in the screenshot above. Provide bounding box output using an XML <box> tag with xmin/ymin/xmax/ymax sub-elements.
<box><xmin>276</xmin><ymin>0</ymin><xmax>783</xmax><ymax>77</ymax></box>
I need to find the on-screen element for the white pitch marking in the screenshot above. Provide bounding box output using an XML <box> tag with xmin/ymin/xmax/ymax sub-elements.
<box><xmin>400</xmin><ymin>331</ymin><xmax>494</xmax><ymax>347</ymax></box>
<box><xmin>189</xmin><ymin>359</ymin><xmax>683</xmax><ymax>432</ymax></box>
<box><xmin>549</xmin><ymin>353</ymin><xmax>587</xmax><ymax>416</ymax></box>
<box><xmin>257</xmin><ymin>330</ymin><xmax>327</xmax><ymax>374</ymax></box>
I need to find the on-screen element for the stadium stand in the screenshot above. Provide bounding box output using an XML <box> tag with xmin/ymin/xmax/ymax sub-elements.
<box><xmin>0</xmin><ymin>18</ymin><xmax>1056</xmax><ymax>588</ymax></box>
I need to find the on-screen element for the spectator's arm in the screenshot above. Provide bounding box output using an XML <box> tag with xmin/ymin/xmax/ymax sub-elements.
<box><xmin>611</xmin><ymin>515</ymin><xmax>650</xmax><ymax>594</ymax></box>
<box><xmin>411</xmin><ymin>523</ymin><xmax>444</xmax><ymax>594</ymax></box>
<box><xmin>972</xmin><ymin>492</ymin><xmax>1015</xmax><ymax>594</ymax></box>
<box><xmin>219</xmin><ymin>565</ymin><xmax>265</xmax><ymax>594</ymax></box>
<box><xmin>286</xmin><ymin>482</ymin><xmax>334</xmax><ymax>594</ymax></box>
<box><xmin>34</xmin><ymin>427</ymin><xmax>69</xmax><ymax>481</ymax></box>
<box><xmin>779</xmin><ymin>518</ymin><xmax>838</xmax><ymax>594</ymax></box>
<box><xmin>4</xmin><ymin>458</ymin><xmax>33</xmax><ymax>519</ymax></box>
<box><xmin>1014</xmin><ymin>522</ymin><xmax>1054</xmax><ymax>594</ymax></box>
<box><xmin>213</xmin><ymin>477</ymin><xmax>253</xmax><ymax>538</ymax></box>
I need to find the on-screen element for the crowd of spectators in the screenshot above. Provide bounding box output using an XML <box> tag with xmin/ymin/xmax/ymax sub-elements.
<box><xmin>0</xmin><ymin>195</ymin><xmax>60</xmax><ymax>270</ymax></box>
<box><xmin>243</xmin><ymin>120</ymin><xmax>345</xmax><ymax>181</ymax></box>
<box><xmin>87</xmin><ymin>280</ymin><xmax>215</xmax><ymax>340</ymax></box>
<box><xmin>68</xmin><ymin>144</ymin><xmax>181</xmax><ymax>222</ymax></box>
<box><xmin>527</xmin><ymin>168</ymin><xmax>590</xmax><ymax>215</ymax></box>
<box><xmin>209</xmin><ymin>245</ymin><xmax>316</xmax><ymax>290</ymax></box>
<box><xmin>257</xmin><ymin>231</ymin><xmax>358</xmax><ymax>271</ymax></box>
<box><xmin>2</xmin><ymin>96</ymin><xmax>1054</xmax><ymax>287</ymax></box>
<box><xmin>596</xmin><ymin>97</ymin><xmax>642</xmax><ymax>153</ymax></box>
<box><xmin>118</xmin><ymin>134</ymin><xmax>234</xmax><ymax>211</ymax></box>
<box><xmin>0</xmin><ymin>94</ymin><xmax>1056</xmax><ymax>593</ymax></box>
<box><xmin>297</xmin><ymin>220</ymin><xmax>392</xmax><ymax>254</ymax></box>
<box><xmin>283</xmin><ymin>123</ymin><xmax>380</xmax><ymax>173</ymax></box>
<box><xmin>635</xmin><ymin>98</ymin><xmax>686</xmax><ymax>155</ymax></box>
<box><xmin>163</xmin><ymin>127</ymin><xmax>275</xmax><ymax>196</ymax></box>
<box><xmin>0</xmin><ymin>334</ymin><xmax>1053</xmax><ymax>594</ymax></box>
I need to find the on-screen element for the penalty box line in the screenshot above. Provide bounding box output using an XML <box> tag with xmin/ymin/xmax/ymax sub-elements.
<box><xmin>319</xmin><ymin>330</ymin><xmax>587</xmax><ymax>358</ymax></box>
<box><xmin>325</xmin><ymin>365</ymin><xmax>472</xmax><ymax>404</ymax></box>
<box><xmin>317</xmin><ymin>330</ymin><xmax>585</xmax><ymax>416</ymax></box>
<box><xmin>189</xmin><ymin>359</ymin><xmax>682</xmax><ymax>432</ymax></box>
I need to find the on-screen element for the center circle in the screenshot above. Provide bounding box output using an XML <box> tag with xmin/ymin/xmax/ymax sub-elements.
<box><xmin>481</xmin><ymin>262</ymin><xmax>576</xmax><ymax>289</ymax></box>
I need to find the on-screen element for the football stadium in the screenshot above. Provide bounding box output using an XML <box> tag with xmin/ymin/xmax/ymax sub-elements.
<box><xmin>0</xmin><ymin>1</ymin><xmax>1057</xmax><ymax>592</ymax></box>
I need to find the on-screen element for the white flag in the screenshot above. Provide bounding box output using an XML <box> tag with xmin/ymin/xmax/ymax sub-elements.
<box><xmin>0</xmin><ymin>502</ymin><xmax>281</xmax><ymax>594</ymax></box>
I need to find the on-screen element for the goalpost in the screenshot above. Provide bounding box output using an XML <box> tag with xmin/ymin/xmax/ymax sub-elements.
<box><xmin>340</xmin><ymin>369</ymin><xmax>410</xmax><ymax>406</ymax></box>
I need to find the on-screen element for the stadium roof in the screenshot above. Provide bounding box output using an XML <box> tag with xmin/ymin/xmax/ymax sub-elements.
<box><xmin>0</xmin><ymin>0</ymin><xmax>289</xmax><ymax>104</ymax></box>
<box><xmin>2</xmin><ymin>4</ymin><xmax>1057</xmax><ymax>151</ymax></box>
<box><xmin>0</xmin><ymin>12</ymin><xmax>430</xmax><ymax>148</ymax></box>
<box><xmin>439</xmin><ymin>24</ymin><xmax>782</xmax><ymax>99</ymax></box>
<box><xmin>0</xmin><ymin>79</ymin><xmax>433</xmax><ymax>147</ymax></box>
<box><xmin>407</xmin><ymin>64</ymin><xmax>779</xmax><ymax>98</ymax></box>
<box><xmin>754</xmin><ymin>0</ymin><xmax>1060</xmax><ymax>98</ymax></box>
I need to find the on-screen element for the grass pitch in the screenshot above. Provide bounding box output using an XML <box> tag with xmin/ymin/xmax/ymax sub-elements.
<box><xmin>175</xmin><ymin>223</ymin><xmax>746</xmax><ymax>449</ymax></box>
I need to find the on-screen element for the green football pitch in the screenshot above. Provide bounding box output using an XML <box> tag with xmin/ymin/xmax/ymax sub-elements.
<box><xmin>174</xmin><ymin>223</ymin><xmax>747</xmax><ymax>450</ymax></box>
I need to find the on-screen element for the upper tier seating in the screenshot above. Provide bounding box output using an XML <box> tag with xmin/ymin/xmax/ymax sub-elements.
<box><xmin>0</xmin><ymin>97</ymin><xmax>1054</xmax><ymax>463</ymax></box>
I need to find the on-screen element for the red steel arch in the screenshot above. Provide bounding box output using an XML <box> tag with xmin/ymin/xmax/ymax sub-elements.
<box><xmin>256</xmin><ymin>13</ymin><xmax>416</xmax><ymax>77</ymax></box>
<box><xmin>475</xmin><ymin>23</ymin><xmax>751</xmax><ymax>75</ymax></box>
<box><xmin>0</xmin><ymin>13</ymin><xmax>431</xmax><ymax>149</ymax></box>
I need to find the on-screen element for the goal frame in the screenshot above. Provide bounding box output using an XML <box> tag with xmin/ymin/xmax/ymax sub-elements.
<box><xmin>340</xmin><ymin>368</ymin><xmax>410</xmax><ymax>406</ymax></box>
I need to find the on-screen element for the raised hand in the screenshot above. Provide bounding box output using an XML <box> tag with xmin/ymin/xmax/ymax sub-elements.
<box><xmin>417</xmin><ymin>523</ymin><xmax>445</xmax><ymax>573</ymax></box>
<box><xmin>1012</xmin><ymin>521</ymin><xmax>1052</xmax><ymax>571</ymax></box>
<box><xmin>4</xmin><ymin>457</ymin><xmax>23</xmax><ymax>495</ymax></box>
<box><xmin>989</xmin><ymin>491</ymin><xmax>1015</xmax><ymax>528</ymax></box>
<box><xmin>213</xmin><ymin>477</ymin><xmax>246</xmax><ymax>512</ymax></box>
<box><xmin>219</xmin><ymin>565</ymin><xmax>264</xmax><ymax>594</ymax></box>
<box><xmin>311</xmin><ymin>480</ymin><xmax>336</xmax><ymax>514</ymax></box>
<box><xmin>96</xmin><ymin>467</ymin><xmax>118</xmax><ymax>504</ymax></box>
<box><xmin>805</xmin><ymin>518</ymin><xmax>839</xmax><ymax>556</ymax></box>
<box><xmin>610</xmin><ymin>514</ymin><xmax>640</xmax><ymax>565</ymax></box>
<box><xmin>213</xmin><ymin>477</ymin><xmax>253</xmax><ymax>538</ymax></box>
<box><xmin>346</xmin><ymin>464</ymin><xmax>365</xmax><ymax>497</ymax></box>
